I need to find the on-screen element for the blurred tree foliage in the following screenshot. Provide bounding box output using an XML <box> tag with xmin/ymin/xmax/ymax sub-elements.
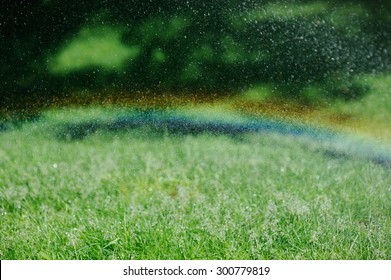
<box><xmin>1</xmin><ymin>0</ymin><xmax>390</xmax><ymax>107</ymax></box>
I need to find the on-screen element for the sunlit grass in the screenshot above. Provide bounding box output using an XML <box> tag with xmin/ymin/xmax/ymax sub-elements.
<box><xmin>251</xmin><ymin>1</ymin><xmax>328</xmax><ymax>20</ymax></box>
<box><xmin>331</xmin><ymin>74</ymin><xmax>391</xmax><ymax>140</ymax></box>
<box><xmin>229</xmin><ymin>73</ymin><xmax>391</xmax><ymax>144</ymax></box>
<box><xmin>307</xmin><ymin>74</ymin><xmax>391</xmax><ymax>142</ymax></box>
<box><xmin>49</xmin><ymin>27</ymin><xmax>140</xmax><ymax>74</ymax></box>
<box><xmin>232</xmin><ymin>1</ymin><xmax>328</xmax><ymax>26</ymax></box>
<box><xmin>1</xmin><ymin>108</ymin><xmax>391</xmax><ymax>260</ymax></box>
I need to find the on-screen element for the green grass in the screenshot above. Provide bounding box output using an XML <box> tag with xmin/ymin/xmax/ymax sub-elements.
<box><xmin>1</xmin><ymin>108</ymin><xmax>391</xmax><ymax>259</ymax></box>
<box><xmin>245</xmin><ymin>1</ymin><xmax>328</xmax><ymax>21</ymax></box>
<box><xmin>230</xmin><ymin>73</ymin><xmax>391</xmax><ymax>143</ymax></box>
<box><xmin>49</xmin><ymin>27</ymin><xmax>140</xmax><ymax>74</ymax></box>
<box><xmin>330</xmin><ymin>74</ymin><xmax>391</xmax><ymax>140</ymax></box>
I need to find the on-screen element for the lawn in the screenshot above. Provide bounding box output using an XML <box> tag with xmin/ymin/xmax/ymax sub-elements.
<box><xmin>1</xmin><ymin>107</ymin><xmax>391</xmax><ymax>259</ymax></box>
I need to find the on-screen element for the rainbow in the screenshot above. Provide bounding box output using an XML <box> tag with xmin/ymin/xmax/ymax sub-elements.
<box><xmin>58</xmin><ymin>110</ymin><xmax>391</xmax><ymax>168</ymax></box>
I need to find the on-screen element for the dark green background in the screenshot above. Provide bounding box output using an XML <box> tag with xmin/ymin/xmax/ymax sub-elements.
<box><xmin>1</xmin><ymin>0</ymin><xmax>390</xmax><ymax>108</ymax></box>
